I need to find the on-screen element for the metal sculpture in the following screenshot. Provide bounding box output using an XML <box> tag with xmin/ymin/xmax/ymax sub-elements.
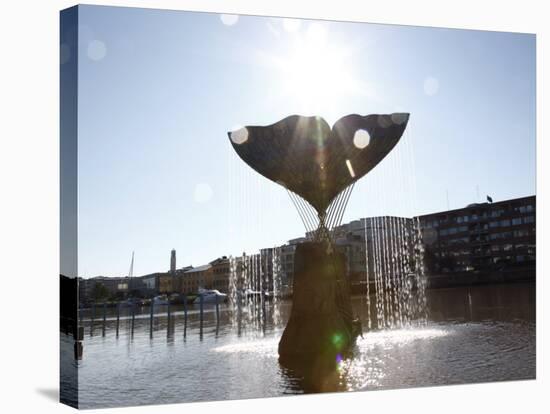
<box><xmin>228</xmin><ymin>112</ymin><xmax>410</xmax><ymax>379</ymax></box>
<box><xmin>229</xmin><ymin>113</ymin><xmax>409</xmax><ymax>241</ymax></box>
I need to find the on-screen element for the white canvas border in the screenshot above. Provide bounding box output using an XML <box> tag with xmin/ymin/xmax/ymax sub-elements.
<box><xmin>0</xmin><ymin>0</ymin><xmax>546</xmax><ymax>413</ymax></box>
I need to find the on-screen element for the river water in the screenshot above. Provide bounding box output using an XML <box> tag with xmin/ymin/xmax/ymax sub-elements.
<box><xmin>67</xmin><ymin>283</ymin><xmax>535</xmax><ymax>409</ymax></box>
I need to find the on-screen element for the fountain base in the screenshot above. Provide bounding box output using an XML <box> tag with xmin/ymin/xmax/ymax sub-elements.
<box><xmin>278</xmin><ymin>242</ymin><xmax>361</xmax><ymax>370</ymax></box>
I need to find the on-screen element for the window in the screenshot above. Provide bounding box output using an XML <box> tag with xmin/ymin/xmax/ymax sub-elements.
<box><xmin>514</xmin><ymin>229</ymin><xmax>530</xmax><ymax>238</ymax></box>
<box><xmin>503</xmin><ymin>244</ymin><xmax>513</xmax><ymax>251</ymax></box>
<box><xmin>448</xmin><ymin>237</ymin><xmax>469</xmax><ymax>245</ymax></box>
<box><xmin>512</xmin><ymin>218</ymin><xmax>522</xmax><ymax>225</ymax></box>
<box><xmin>519</xmin><ymin>205</ymin><xmax>534</xmax><ymax>213</ymax></box>
<box><xmin>490</xmin><ymin>231</ymin><xmax>513</xmax><ymax>240</ymax></box>
<box><xmin>500</xmin><ymin>219</ymin><xmax>511</xmax><ymax>227</ymax></box>
<box><xmin>523</xmin><ymin>215</ymin><xmax>535</xmax><ymax>224</ymax></box>
<box><xmin>490</xmin><ymin>221</ymin><xmax>499</xmax><ymax>228</ymax></box>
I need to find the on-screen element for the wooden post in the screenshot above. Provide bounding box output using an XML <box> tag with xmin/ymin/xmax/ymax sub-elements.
<box><xmin>215</xmin><ymin>294</ymin><xmax>220</xmax><ymax>337</ymax></box>
<box><xmin>199</xmin><ymin>294</ymin><xmax>204</xmax><ymax>339</ymax></box>
<box><xmin>166</xmin><ymin>299</ymin><xmax>171</xmax><ymax>336</ymax></box>
<box><xmin>115</xmin><ymin>302</ymin><xmax>120</xmax><ymax>338</ymax></box>
<box><xmin>149</xmin><ymin>300</ymin><xmax>154</xmax><ymax>338</ymax></box>
<box><xmin>74</xmin><ymin>326</ymin><xmax>84</xmax><ymax>341</ymax></box>
<box><xmin>183</xmin><ymin>295</ymin><xmax>188</xmax><ymax>339</ymax></box>
<box><xmin>215</xmin><ymin>294</ymin><xmax>220</xmax><ymax>323</ymax></box>
<box><xmin>102</xmin><ymin>302</ymin><xmax>107</xmax><ymax>336</ymax></box>
<box><xmin>90</xmin><ymin>303</ymin><xmax>95</xmax><ymax>336</ymax></box>
<box><xmin>131</xmin><ymin>302</ymin><xmax>135</xmax><ymax>337</ymax></box>
<box><xmin>73</xmin><ymin>326</ymin><xmax>84</xmax><ymax>360</ymax></box>
<box><xmin>74</xmin><ymin>341</ymin><xmax>83</xmax><ymax>360</ymax></box>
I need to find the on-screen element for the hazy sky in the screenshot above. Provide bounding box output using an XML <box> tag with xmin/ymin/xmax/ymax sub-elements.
<box><xmin>75</xmin><ymin>5</ymin><xmax>535</xmax><ymax>277</ymax></box>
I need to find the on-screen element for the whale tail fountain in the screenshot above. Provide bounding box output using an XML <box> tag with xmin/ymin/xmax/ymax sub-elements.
<box><xmin>228</xmin><ymin>113</ymin><xmax>410</xmax><ymax>377</ymax></box>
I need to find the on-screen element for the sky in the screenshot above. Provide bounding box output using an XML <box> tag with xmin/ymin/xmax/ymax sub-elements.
<box><xmin>74</xmin><ymin>5</ymin><xmax>536</xmax><ymax>277</ymax></box>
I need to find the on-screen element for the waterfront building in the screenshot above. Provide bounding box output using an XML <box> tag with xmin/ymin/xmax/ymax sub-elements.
<box><xmin>210</xmin><ymin>256</ymin><xmax>231</xmax><ymax>293</ymax></box>
<box><xmin>177</xmin><ymin>264</ymin><xmax>214</xmax><ymax>294</ymax></box>
<box><xmin>331</xmin><ymin>217</ymin><xmax>415</xmax><ymax>287</ymax></box>
<box><xmin>279</xmin><ymin>237</ymin><xmax>306</xmax><ymax>292</ymax></box>
<box><xmin>79</xmin><ymin>276</ymin><xmax>131</xmax><ymax>304</ymax></box>
<box><xmin>130</xmin><ymin>273</ymin><xmax>162</xmax><ymax>297</ymax></box>
<box><xmin>78</xmin><ymin>195</ymin><xmax>536</xmax><ymax>305</ymax></box>
<box><xmin>158</xmin><ymin>272</ymin><xmax>174</xmax><ymax>294</ymax></box>
<box><xmin>417</xmin><ymin>195</ymin><xmax>535</xmax><ymax>280</ymax></box>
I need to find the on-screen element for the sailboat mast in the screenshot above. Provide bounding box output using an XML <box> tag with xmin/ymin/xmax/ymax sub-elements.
<box><xmin>128</xmin><ymin>251</ymin><xmax>134</xmax><ymax>296</ymax></box>
<box><xmin>129</xmin><ymin>251</ymin><xmax>134</xmax><ymax>278</ymax></box>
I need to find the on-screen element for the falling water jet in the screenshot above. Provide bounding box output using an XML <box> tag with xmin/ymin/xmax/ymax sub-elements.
<box><xmin>228</xmin><ymin>248</ymin><xmax>285</xmax><ymax>337</ymax></box>
<box><xmin>362</xmin><ymin>213</ymin><xmax>428</xmax><ymax>330</ymax></box>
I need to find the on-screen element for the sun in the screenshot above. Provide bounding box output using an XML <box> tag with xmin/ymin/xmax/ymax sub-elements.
<box><xmin>274</xmin><ymin>23</ymin><xmax>358</xmax><ymax>118</ymax></box>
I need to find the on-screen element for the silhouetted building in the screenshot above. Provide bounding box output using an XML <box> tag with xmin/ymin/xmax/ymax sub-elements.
<box><xmin>130</xmin><ymin>273</ymin><xmax>162</xmax><ymax>297</ymax></box>
<box><xmin>279</xmin><ymin>237</ymin><xmax>306</xmax><ymax>293</ymax></box>
<box><xmin>418</xmin><ymin>195</ymin><xmax>535</xmax><ymax>279</ymax></box>
<box><xmin>79</xmin><ymin>276</ymin><xmax>130</xmax><ymax>304</ymax></box>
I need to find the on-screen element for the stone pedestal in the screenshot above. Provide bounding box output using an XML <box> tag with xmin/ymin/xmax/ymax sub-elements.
<box><xmin>278</xmin><ymin>242</ymin><xmax>361</xmax><ymax>371</ymax></box>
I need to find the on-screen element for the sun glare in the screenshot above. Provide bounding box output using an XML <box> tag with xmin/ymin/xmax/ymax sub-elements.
<box><xmin>276</xmin><ymin>23</ymin><xmax>358</xmax><ymax>118</ymax></box>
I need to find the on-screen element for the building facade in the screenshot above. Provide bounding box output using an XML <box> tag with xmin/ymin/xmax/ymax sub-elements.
<box><xmin>176</xmin><ymin>264</ymin><xmax>213</xmax><ymax>294</ymax></box>
<box><xmin>331</xmin><ymin>217</ymin><xmax>415</xmax><ymax>287</ymax></box>
<box><xmin>418</xmin><ymin>195</ymin><xmax>536</xmax><ymax>276</ymax></box>
<box><xmin>210</xmin><ymin>257</ymin><xmax>231</xmax><ymax>293</ymax></box>
<box><xmin>158</xmin><ymin>273</ymin><xmax>175</xmax><ymax>294</ymax></box>
<box><xmin>279</xmin><ymin>237</ymin><xmax>306</xmax><ymax>294</ymax></box>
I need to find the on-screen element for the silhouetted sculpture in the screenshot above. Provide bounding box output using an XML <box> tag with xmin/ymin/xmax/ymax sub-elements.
<box><xmin>228</xmin><ymin>113</ymin><xmax>409</xmax><ymax>381</ymax></box>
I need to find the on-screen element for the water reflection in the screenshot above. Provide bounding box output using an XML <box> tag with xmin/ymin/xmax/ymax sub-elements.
<box><xmin>212</xmin><ymin>337</ymin><xmax>279</xmax><ymax>358</ymax></box>
<box><xmin>73</xmin><ymin>283</ymin><xmax>535</xmax><ymax>408</ymax></box>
